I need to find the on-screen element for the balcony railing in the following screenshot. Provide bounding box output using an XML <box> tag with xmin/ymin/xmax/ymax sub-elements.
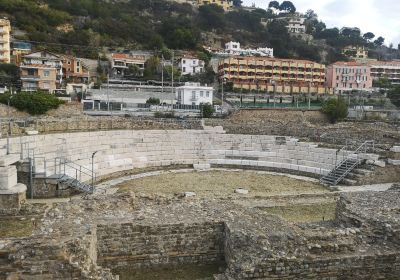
<box><xmin>21</xmin><ymin>75</ymin><xmax>40</xmax><ymax>81</ymax></box>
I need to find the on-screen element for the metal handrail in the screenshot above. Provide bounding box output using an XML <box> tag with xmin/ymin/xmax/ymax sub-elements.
<box><xmin>323</xmin><ymin>140</ymin><xmax>375</xmax><ymax>185</ymax></box>
<box><xmin>54</xmin><ymin>157</ymin><xmax>95</xmax><ymax>183</ymax></box>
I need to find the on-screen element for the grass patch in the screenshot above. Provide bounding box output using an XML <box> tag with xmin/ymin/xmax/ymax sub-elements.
<box><xmin>263</xmin><ymin>203</ymin><xmax>337</xmax><ymax>223</ymax></box>
<box><xmin>114</xmin><ymin>264</ymin><xmax>223</xmax><ymax>280</ymax></box>
<box><xmin>0</xmin><ymin>219</ymin><xmax>34</xmax><ymax>238</ymax></box>
<box><xmin>116</xmin><ymin>170</ymin><xmax>330</xmax><ymax>199</ymax></box>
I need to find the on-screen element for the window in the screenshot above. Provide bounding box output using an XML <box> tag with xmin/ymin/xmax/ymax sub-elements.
<box><xmin>43</xmin><ymin>82</ymin><xmax>50</xmax><ymax>89</ymax></box>
<box><xmin>200</xmin><ymin>91</ymin><xmax>204</xmax><ymax>97</ymax></box>
<box><xmin>68</xmin><ymin>61</ymin><xmax>71</xmax><ymax>65</ymax></box>
<box><xmin>183</xmin><ymin>60</ymin><xmax>186</xmax><ymax>64</ymax></box>
<box><xmin>206</xmin><ymin>92</ymin><xmax>210</xmax><ymax>97</ymax></box>
<box><xmin>192</xmin><ymin>91</ymin><xmax>196</xmax><ymax>99</ymax></box>
<box><xmin>183</xmin><ymin>67</ymin><xmax>186</xmax><ymax>72</ymax></box>
<box><xmin>193</xmin><ymin>60</ymin><xmax>196</xmax><ymax>64</ymax></box>
<box><xmin>44</xmin><ymin>70</ymin><xmax>50</xmax><ymax>77</ymax></box>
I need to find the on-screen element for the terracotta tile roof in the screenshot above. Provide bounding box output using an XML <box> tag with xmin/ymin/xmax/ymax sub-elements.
<box><xmin>112</xmin><ymin>53</ymin><xmax>146</xmax><ymax>60</ymax></box>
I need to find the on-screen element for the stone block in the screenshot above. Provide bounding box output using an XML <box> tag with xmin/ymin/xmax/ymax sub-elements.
<box><xmin>0</xmin><ymin>166</ymin><xmax>18</xmax><ymax>190</ymax></box>
<box><xmin>390</xmin><ymin>146</ymin><xmax>400</xmax><ymax>153</ymax></box>
<box><xmin>0</xmin><ymin>183</ymin><xmax>27</xmax><ymax>215</ymax></box>
<box><xmin>0</xmin><ymin>154</ymin><xmax>20</xmax><ymax>167</ymax></box>
<box><xmin>193</xmin><ymin>163</ymin><xmax>211</xmax><ymax>170</ymax></box>
<box><xmin>388</xmin><ymin>159</ymin><xmax>400</xmax><ymax>166</ymax></box>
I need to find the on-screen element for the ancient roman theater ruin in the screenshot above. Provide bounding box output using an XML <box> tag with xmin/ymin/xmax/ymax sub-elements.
<box><xmin>1</xmin><ymin>120</ymin><xmax>400</xmax><ymax>279</ymax></box>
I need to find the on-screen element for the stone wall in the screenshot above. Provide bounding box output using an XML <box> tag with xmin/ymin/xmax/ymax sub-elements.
<box><xmin>0</xmin><ymin>117</ymin><xmax>202</xmax><ymax>138</ymax></box>
<box><xmin>227</xmin><ymin>253</ymin><xmax>400</xmax><ymax>279</ymax></box>
<box><xmin>97</xmin><ymin>222</ymin><xmax>226</xmax><ymax>270</ymax></box>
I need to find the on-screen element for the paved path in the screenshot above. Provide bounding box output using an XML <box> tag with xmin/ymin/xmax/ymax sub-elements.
<box><xmin>337</xmin><ymin>183</ymin><xmax>394</xmax><ymax>192</ymax></box>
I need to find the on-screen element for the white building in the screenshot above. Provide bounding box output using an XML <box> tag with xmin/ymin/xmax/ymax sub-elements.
<box><xmin>179</xmin><ymin>57</ymin><xmax>205</xmax><ymax>75</ymax></box>
<box><xmin>176</xmin><ymin>82</ymin><xmax>213</xmax><ymax>106</ymax></box>
<box><xmin>222</xmin><ymin>41</ymin><xmax>274</xmax><ymax>57</ymax></box>
<box><xmin>280</xmin><ymin>13</ymin><xmax>307</xmax><ymax>34</ymax></box>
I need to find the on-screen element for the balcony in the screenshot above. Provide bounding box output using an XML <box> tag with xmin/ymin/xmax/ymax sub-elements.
<box><xmin>190</xmin><ymin>97</ymin><xmax>198</xmax><ymax>101</ymax></box>
<box><xmin>21</xmin><ymin>75</ymin><xmax>40</xmax><ymax>81</ymax></box>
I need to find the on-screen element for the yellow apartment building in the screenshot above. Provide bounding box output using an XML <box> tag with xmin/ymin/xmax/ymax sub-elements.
<box><xmin>218</xmin><ymin>56</ymin><xmax>328</xmax><ymax>94</ymax></box>
<box><xmin>198</xmin><ymin>0</ymin><xmax>233</xmax><ymax>11</ymax></box>
<box><xmin>0</xmin><ymin>18</ymin><xmax>11</xmax><ymax>64</ymax></box>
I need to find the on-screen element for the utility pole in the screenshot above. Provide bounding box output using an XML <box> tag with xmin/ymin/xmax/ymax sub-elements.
<box><xmin>171</xmin><ymin>51</ymin><xmax>174</xmax><ymax>109</ymax></box>
<box><xmin>308</xmin><ymin>81</ymin><xmax>311</xmax><ymax>110</ymax></box>
<box><xmin>107</xmin><ymin>73</ymin><xmax>110</xmax><ymax>112</ymax></box>
<box><xmin>272</xmin><ymin>80</ymin><xmax>276</xmax><ymax>108</ymax></box>
<box><xmin>221</xmin><ymin>77</ymin><xmax>224</xmax><ymax>108</ymax></box>
<box><xmin>161</xmin><ymin>55</ymin><xmax>164</xmax><ymax>94</ymax></box>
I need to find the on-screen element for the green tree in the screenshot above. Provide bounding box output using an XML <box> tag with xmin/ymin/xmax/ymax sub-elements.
<box><xmin>143</xmin><ymin>56</ymin><xmax>161</xmax><ymax>80</ymax></box>
<box><xmin>232</xmin><ymin>0</ymin><xmax>242</xmax><ymax>7</ymax></box>
<box><xmin>201</xmin><ymin>103</ymin><xmax>214</xmax><ymax>118</ymax></box>
<box><xmin>321</xmin><ymin>98</ymin><xmax>348</xmax><ymax>123</ymax></box>
<box><xmin>198</xmin><ymin>4</ymin><xmax>226</xmax><ymax>30</ymax></box>
<box><xmin>388</xmin><ymin>86</ymin><xmax>400</xmax><ymax>108</ymax></box>
<box><xmin>279</xmin><ymin>1</ymin><xmax>296</xmax><ymax>13</ymax></box>
<box><xmin>374</xmin><ymin>36</ymin><xmax>385</xmax><ymax>46</ymax></box>
<box><xmin>363</xmin><ymin>32</ymin><xmax>375</xmax><ymax>42</ymax></box>
<box><xmin>125</xmin><ymin>65</ymin><xmax>141</xmax><ymax>78</ymax></box>
<box><xmin>268</xmin><ymin>1</ymin><xmax>280</xmax><ymax>10</ymax></box>
<box><xmin>146</xmin><ymin>97</ymin><xmax>160</xmax><ymax>105</ymax></box>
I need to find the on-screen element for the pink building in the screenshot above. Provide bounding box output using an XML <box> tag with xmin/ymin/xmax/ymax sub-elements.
<box><xmin>326</xmin><ymin>62</ymin><xmax>372</xmax><ymax>94</ymax></box>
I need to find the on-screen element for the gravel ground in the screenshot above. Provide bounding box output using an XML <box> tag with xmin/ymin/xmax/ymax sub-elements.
<box><xmin>116</xmin><ymin>170</ymin><xmax>330</xmax><ymax>199</ymax></box>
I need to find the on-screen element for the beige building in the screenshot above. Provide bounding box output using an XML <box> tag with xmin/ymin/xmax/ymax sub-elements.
<box><xmin>0</xmin><ymin>18</ymin><xmax>11</xmax><ymax>64</ymax></box>
<box><xmin>198</xmin><ymin>0</ymin><xmax>233</xmax><ymax>11</ymax></box>
<box><xmin>218</xmin><ymin>56</ymin><xmax>327</xmax><ymax>94</ymax></box>
<box><xmin>342</xmin><ymin>46</ymin><xmax>368</xmax><ymax>60</ymax></box>
<box><xmin>20</xmin><ymin>51</ymin><xmax>63</xmax><ymax>93</ymax></box>
<box><xmin>369</xmin><ymin>60</ymin><xmax>400</xmax><ymax>86</ymax></box>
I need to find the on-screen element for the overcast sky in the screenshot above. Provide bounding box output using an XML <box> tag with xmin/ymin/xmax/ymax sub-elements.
<box><xmin>242</xmin><ymin>0</ymin><xmax>400</xmax><ymax>47</ymax></box>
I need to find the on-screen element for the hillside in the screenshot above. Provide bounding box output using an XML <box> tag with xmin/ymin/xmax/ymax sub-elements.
<box><xmin>0</xmin><ymin>0</ymin><xmax>399</xmax><ymax>63</ymax></box>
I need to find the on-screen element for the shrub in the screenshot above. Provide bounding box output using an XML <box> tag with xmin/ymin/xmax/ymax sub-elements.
<box><xmin>0</xmin><ymin>92</ymin><xmax>65</xmax><ymax>115</ymax></box>
<box><xmin>146</xmin><ymin>97</ymin><xmax>160</xmax><ymax>105</ymax></box>
<box><xmin>201</xmin><ymin>103</ymin><xmax>214</xmax><ymax>118</ymax></box>
<box><xmin>154</xmin><ymin>111</ymin><xmax>175</xmax><ymax>118</ymax></box>
<box><xmin>321</xmin><ymin>98</ymin><xmax>348</xmax><ymax>123</ymax></box>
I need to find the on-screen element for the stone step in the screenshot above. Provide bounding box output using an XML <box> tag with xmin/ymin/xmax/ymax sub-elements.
<box><xmin>0</xmin><ymin>154</ymin><xmax>20</xmax><ymax>167</ymax></box>
<box><xmin>342</xmin><ymin>178</ymin><xmax>358</xmax><ymax>186</ymax></box>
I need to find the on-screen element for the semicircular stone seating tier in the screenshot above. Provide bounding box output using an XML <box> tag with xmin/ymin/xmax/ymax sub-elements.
<box><xmin>0</xmin><ymin>130</ymin><xmax>378</xmax><ymax>184</ymax></box>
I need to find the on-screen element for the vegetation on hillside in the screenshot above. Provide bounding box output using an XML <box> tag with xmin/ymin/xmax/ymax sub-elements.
<box><xmin>0</xmin><ymin>0</ymin><xmax>398</xmax><ymax>62</ymax></box>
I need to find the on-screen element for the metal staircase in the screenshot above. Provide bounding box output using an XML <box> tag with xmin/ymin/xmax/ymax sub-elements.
<box><xmin>57</xmin><ymin>175</ymin><xmax>94</xmax><ymax>194</ymax></box>
<box><xmin>53</xmin><ymin>157</ymin><xmax>95</xmax><ymax>194</ymax></box>
<box><xmin>18</xmin><ymin>142</ymin><xmax>96</xmax><ymax>194</ymax></box>
<box><xmin>320</xmin><ymin>140</ymin><xmax>374</xmax><ymax>186</ymax></box>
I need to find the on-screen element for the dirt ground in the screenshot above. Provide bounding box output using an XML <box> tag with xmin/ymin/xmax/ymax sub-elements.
<box><xmin>357</xmin><ymin>165</ymin><xmax>400</xmax><ymax>185</ymax></box>
<box><xmin>116</xmin><ymin>170</ymin><xmax>331</xmax><ymax>199</ymax></box>
<box><xmin>262</xmin><ymin>203</ymin><xmax>337</xmax><ymax>223</ymax></box>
